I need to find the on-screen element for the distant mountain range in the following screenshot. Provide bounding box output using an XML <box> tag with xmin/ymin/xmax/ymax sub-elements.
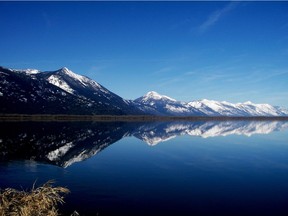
<box><xmin>1</xmin><ymin>66</ymin><xmax>287</xmax><ymax>116</ymax></box>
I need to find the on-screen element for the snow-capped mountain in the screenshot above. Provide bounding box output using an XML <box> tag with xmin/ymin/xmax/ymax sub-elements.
<box><xmin>134</xmin><ymin>91</ymin><xmax>288</xmax><ymax>117</ymax></box>
<box><xmin>1</xmin><ymin>65</ymin><xmax>287</xmax><ymax>116</ymax></box>
<box><xmin>39</xmin><ymin>67</ymin><xmax>144</xmax><ymax>115</ymax></box>
<box><xmin>188</xmin><ymin>99</ymin><xmax>288</xmax><ymax>116</ymax></box>
<box><xmin>134</xmin><ymin>91</ymin><xmax>206</xmax><ymax>116</ymax></box>
<box><xmin>0</xmin><ymin>66</ymin><xmax>143</xmax><ymax>115</ymax></box>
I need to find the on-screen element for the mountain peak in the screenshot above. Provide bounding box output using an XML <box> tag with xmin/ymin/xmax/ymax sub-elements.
<box><xmin>62</xmin><ymin>67</ymin><xmax>69</xmax><ymax>71</ymax></box>
<box><xmin>144</xmin><ymin>91</ymin><xmax>176</xmax><ymax>101</ymax></box>
<box><xmin>243</xmin><ymin>101</ymin><xmax>253</xmax><ymax>105</ymax></box>
<box><xmin>57</xmin><ymin>67</ymin><xmax>92</xmax><ymax>86</ymax></box>
<box><xmin>146</xmin><ymin>91</ymin><xmax>161</xmax><ymax>98</ymax></box>
<box><xmin>59</xmin><ymin>67</ymin><xmax>75</xmax><ymax>76</ymax></box>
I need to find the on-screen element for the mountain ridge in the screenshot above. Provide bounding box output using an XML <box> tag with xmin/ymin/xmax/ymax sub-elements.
<box><xmin>1</xmin><ymin>66</ymin><xmax>287</xmax><ymax>116</ymax></box>
<box><xmin>134</xmin><ymin>91</ymin><xmax>288</xmax><ymax>117</ymax></box>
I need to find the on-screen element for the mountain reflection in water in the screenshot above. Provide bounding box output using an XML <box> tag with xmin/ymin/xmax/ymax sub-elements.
<box><xmin>0</xmin><ymin>120</ymin><xmax>287</xmax><ymax>168</ymax></box>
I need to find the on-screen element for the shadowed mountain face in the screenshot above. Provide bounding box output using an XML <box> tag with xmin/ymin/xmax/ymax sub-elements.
<box><xmin>0</xmin><ymin>121</ymin><xmax>288</xmax><ymax>167</ymax></box>
<box><xmin>0</xmin><ymin>67</ymin><xmax>143</xmax><ymax>115</ymax></box>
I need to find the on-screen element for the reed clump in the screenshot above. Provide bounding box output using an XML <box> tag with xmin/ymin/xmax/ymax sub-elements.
<box><xmin>0</xmin><ymin>180</ymin><xmax>70</xmax><ymax>216</ymax></box>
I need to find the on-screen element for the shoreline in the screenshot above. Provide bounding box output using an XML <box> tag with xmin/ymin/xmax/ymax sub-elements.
<box><xmin>1</xmin><ymin>114</ymin><xmax>288</xmax><ymax>122</ymax></box>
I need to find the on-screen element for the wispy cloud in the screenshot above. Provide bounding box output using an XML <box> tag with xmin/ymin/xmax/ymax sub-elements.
<box><xmin>86</xmin><ymin>65</ymin><xmax>107</xmax><ymax>77</ymax></box>
<box><xmin>153</xmin><ymin>67</ymin><xmax>173</xmax><ymax>75</ymax></box>
<box><xmin>184</xmin><ymin>64</ymin><xmax>243</xmax><ymax>83</ymax></box>
<box><xmin>157</xmin><ymin>77</ymin><xmax>184</xmax><ymax>87</ymax></box>
<box><xmin>244</xmin><ymin>68</ymin><xmax>288</xmax><ymax>84</ymax></box>
<box><xmin>198</xmin><ymin>2</ymin><xmax>239</xmax><ymax>34</ymax></box>
<box><xmin>42</xmin><ymin>12</ymin><xmax>52</xmax><ymax>29</ymax></box>
<box><xmin>264</xmin><ymin>92</ymin><xmax>288</xmax><ymax>107</ymax></box>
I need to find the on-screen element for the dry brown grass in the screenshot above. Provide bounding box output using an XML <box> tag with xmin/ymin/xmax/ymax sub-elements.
<box><xmin>0</xmin><ymin>180</ymin><xmax>70</xmax><ymax>216</ymax></box>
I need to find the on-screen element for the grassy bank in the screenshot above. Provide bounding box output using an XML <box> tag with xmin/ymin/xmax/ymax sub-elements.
<box><xmin>0</xmin><ymin>181</ymin><xmax>75</xmax><ymax>216</ymax></box>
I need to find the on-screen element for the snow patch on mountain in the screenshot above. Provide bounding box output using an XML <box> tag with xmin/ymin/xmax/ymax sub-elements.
<box><xmin>25</xmin><ymin>69</ymin><xmax>40</xmax><ymax>74</ymax></box>
<box><xmin>10</xmin><ymin>68</ymin><xmax>40</xmax><ymax>75</ymax></box>
<box><xmin>235</xmin><ymin>102</ymin><xmax>281</xmax><ymax>116</ymax></box>
<box><xmin>165</xmin><ymin>104</ymin><xmax>189</xmax><ymax>113</ymax></box>
<box><xmin>61</xmin><ymin>67</ymin><xmax>101</xmax><ymax>88</ymax></box>
<box><xmin>47</xmin><ymin>75</ymin><xmax>75</xmax><ymax>94</ymax></box>
<box><xmin>188</xmin><ymin>99</ymin><xmax>239</xmax><ymax>115</ymax></box>
<box><xmin>187</xmin><ymin>98</ymin><xmax>288</xmax><ymax>117</ymax></box>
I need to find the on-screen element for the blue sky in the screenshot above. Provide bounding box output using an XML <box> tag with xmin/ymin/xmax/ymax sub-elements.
<box><xmin>1</xmin><ymin>1</ymin><xmax>288</xmax><ymax>107</ymax></box>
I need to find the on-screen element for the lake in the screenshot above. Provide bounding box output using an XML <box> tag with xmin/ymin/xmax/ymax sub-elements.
<box><xmin>1</xmin><ymin>120</ymin><xmax>288</xmax><ymax>215</ymax></box>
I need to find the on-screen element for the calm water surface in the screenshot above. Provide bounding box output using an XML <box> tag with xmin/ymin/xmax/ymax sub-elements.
<box><xmin>0</xmin><ymin>121</ymin><xmax>288</xmax><ymax>215</ymax></box>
